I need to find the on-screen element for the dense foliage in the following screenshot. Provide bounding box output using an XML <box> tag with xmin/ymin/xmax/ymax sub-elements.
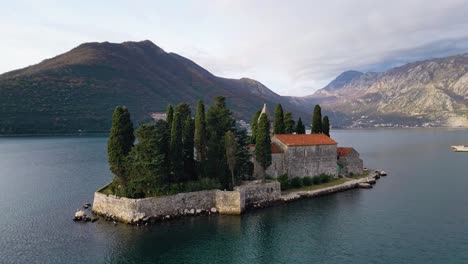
<box><xmin>278</xmin><ymin>174</ymin><xmax>334</xmax><ymax>190</ymax></box>
<box><xmin>106</xmin><ymin>96</ymin><xmax>255</xmax><ymax>198</ymax></box>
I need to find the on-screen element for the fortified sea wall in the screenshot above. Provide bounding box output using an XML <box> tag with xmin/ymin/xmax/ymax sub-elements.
<box><xmin>93</xmin><ymin>181</ymin><xmax>281</xmax><ymax>223</ymax></box>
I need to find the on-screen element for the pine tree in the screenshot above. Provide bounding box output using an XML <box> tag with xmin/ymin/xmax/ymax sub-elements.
<box><xmin>322</xmin><ymin>116</ymin><xmax>330</xmax><ymax>137</ymax></box>
<box><xmin>107</xmin><ymin>106</ymin><xmax>135</xmax><ymax>181</ymax></box>
<box><xmin>194</xmin><ymin>100</ymin><xmax>207</xmax><ymax>162</ymax></box>
<box><xmin>296</xmin><ymin>117</ymin><xmax>305</xmax><ymax>134</ymax></box>
<box><xmin>255</xmin><ymin>113</ymin><xmax>272</xmax><ymax>179</ymax></box>
<box><xmin>273</xmin><ymin>104</ymin><xmax>285</xmax><ymax>134</ymax></box>
<box><xmin>284</xmin><ymin>112</ymin><xmax>295</xmax><ymax>134</ymax></box>
<box><xmin>166</xmin><ymin>105</ymin><xmax>174</xmax><ymax>132</ymax></box>
<box><xmin>312</xmin><ymin>104</ymin><xmax>323</xmax><ymax>134</ymax></box>
<box><xmin>170</xmin><ymin>111</ymin><xmax>184</xmax><ymax>183</ymax></box>
<box><xmin>225</xmin><ymin>130</ymin><xmax>238</xmax><ymax>190</ymax></box>
<box><xmin>250</xmin><ymin>110</ymin><xmax>261</xmax><ymax>143</ymax></box>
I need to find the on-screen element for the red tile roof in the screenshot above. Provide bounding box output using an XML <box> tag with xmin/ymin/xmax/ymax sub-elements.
<box><xmin>248</xmin><ymin>143</ymin><xmax>284</xmax><ymax>153</ymax></box>
<box><xmin>337</xmin><ymin>147</ymin><xmax>353</xmax><ymax>157</ymax></box>
<box><xmin>274</xmin><ymin>134</ymin><xmax>337</xmax><ymax>146</ymax></box>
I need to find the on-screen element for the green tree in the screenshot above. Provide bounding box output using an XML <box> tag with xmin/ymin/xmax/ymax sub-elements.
<box><xmin>175</xmin><ymin>103</ymin><xmax>195</xmax><ymax>181</ymax></box>
<box><xmin>107</xmin><ymin>106</ymin><xmax>135</xmax><ymax>182</ymax></box>
<box><xmin>194</xmin><ymin>100</ymin><xmax>207</xmax><ymax>162</ymax></box>
<box><xmin>225</xmin><ymin>130</ymin><xmax>238</xmax><ymax>189</ymax></box>
<box><xmin>255</xmin><ymin>113</ymin><xmax>272</xmax><ymax>179</ymax></box>
<box><xmin>166</xmin><ymin>104</ymin><xmax>174</xmax><ymax>132</ymax></box>
<box><xmin>296</xmin><ymin>117</ymin><xmax>305</xmax><ymax>134</ymax></box>
<box><xmin>182</xmin><ymin>116</ymin><xmax>195</xmax><ymax>180</ymax></box>
<box><xmin>233</xmin><ymin>128</ymin><xmax>253</xmax><ymax>180</ymax></box>
<box><xmin>273</xmin><ymin>104</ymin><xmax>285</xmax><ymax>134</ymax></box>
<box><xmin>250</xmin><ymin>110</ymin><xmax>261</xmax><ymax>143</ymax></box>
<box><xmin>312</xmin><ymin>104</ymin><xmax>323</xmax><ymax>134</ymax></box>
<box><xmin>322</xmin><ymin>116</ymin><xmax>330</xmax><ymax>137</ymax></box>
<box><xmin>206</xmin><ymin>96</ymin><xmax>235</xmax><ymax>188</ymax></box>
<box><xmin>126</xmin><ymin>121</ymin><xmax>170</xmax><ymax>197</ymax></box>
<box><xmin>284</xmin><ymin>112</ymin><xmax>295</xmax><ymax>134</ymax></box>
<box><xmin>170</xmin><ymin>111</ymin><xmax>184</xmax><ymax>183</ymax></box>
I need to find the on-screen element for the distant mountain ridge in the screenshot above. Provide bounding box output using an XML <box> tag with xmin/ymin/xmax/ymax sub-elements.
<box><xmin>1</xmin><ymin>40</ymin><xmax>467</xmax><ymax>134</ymax></box>
<box><xmin>0</xmin><ymin>40</ymin><xmax>309</xmax><ymax>134</ymax></box>
<box><xmin>298</xmin><ymin>53</ymin><xmax>468</xmax><ymax>127</ymax></box>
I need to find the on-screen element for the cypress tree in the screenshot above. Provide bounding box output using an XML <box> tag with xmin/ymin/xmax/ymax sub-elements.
<box><xmin>206</xmin><ymin>96</ymin><xmax>235</xmax><ymax>187</ymax></box>
<box><xmin>170</xmin><ymin>112</ymin><xmax>184</xmax><ymax>183</ymax></box>
<box><xmin>175</xmin><ymin>103</ymin><xmax>194</xmax><ymax>181</ymax></box>
<box><xmin>250</xmin><ymin>110</ymin><xmax>261</xmax><ymax>143</ymax></box>
<box><xmin>273</xmin><ymin>104</ymin><xmax>285</xmax><ymax>134</ymax></box>
<box><xmin>107</xmin><ymin>106</ymin><xmax>135</xmax><ymax>181</ymax></box>
<box><xmin>255</xmin><ymin>113</ymin><xmax>272</xmax><ymax>179</ymax></box>
<box><xmin>166</xmin><ymin>105</ymin><xmax>174</xmax><ymax>132</ymax></box>
<box><xmin>296</xmin><ymin>117</ymin><xmax>305</xmax><ymax>134</ymax></box>
<box><xmin>225</xmin><ymin>130</ymin><xmax>238</xmax><ymax>189</ymax></box>
<box><xmin>323</xmin><ymin>116</ymin><xmax>330</xmax><ymax>137</ymax></box>
<box><xmin>194</xmin><ymin>100</ymin><xmax>207</xmax><ymax>162</ymax></box>
<box><xmin>312</xmin><ymin>104</ymin><xmax>323</xmax><ymax>134</ymax></box>
<box><xmin>284</xmin><ymin>112</ymin><xmax>295</xmax><ymax>134</ymax></box>
<box><xmin>182</xmin><ymin>116</ymin><xmax>195</xmax><ymax>180</ymax></box>
<box><xmin>233</xmin><ymin>128</ymin><xmax>253</xmax><ymax>180</ymax></box>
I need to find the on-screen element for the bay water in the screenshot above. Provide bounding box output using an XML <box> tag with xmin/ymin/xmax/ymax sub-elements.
<box><xmin>0</xmin><ymin>128</ymin><xmax>467</xmax><ymax>263</ymax></box>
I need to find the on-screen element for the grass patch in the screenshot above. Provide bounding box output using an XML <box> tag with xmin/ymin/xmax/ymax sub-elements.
<box><xmin>347</xmin><ymin>170</ymin><xmax>370</xmax><ymax>179</ymax></box>
<box><xmin>283</xmin><ymin>178</ymin><xmax>348</xmax><ymax>193</ymax></box>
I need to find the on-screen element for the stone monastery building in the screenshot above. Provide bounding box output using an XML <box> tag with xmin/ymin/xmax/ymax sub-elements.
<box><xmin>250</xmin><ymin>105</ymin><xmax>363</xmax><ymax>179</ymax></box>
<box><xmin>251</xmin><ymin>134</ymin><xmax>363</xmax><ymax>179</ymax></box>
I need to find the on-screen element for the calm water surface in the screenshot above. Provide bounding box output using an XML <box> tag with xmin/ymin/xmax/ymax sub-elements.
<box><xmin>0</xmin><ymin>128</ymin><xmax>467</xmax><ymax>264</ymax></box>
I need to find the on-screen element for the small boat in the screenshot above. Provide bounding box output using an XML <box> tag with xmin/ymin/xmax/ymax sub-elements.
<box><xmin>451</xmin><ymin>145</ymin><xmax>468</xmax><ymax>152</ymax></box>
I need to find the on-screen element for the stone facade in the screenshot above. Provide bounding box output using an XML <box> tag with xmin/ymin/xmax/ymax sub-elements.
<box><xmin>92</xmin><ymin>181</ymin><xmax>281</xmax><ymax>223</ymax></box>
<box><xmin>251</xmin><ymin>134</ymin><xmax>338</xmax><ymax>179</ymax></box>
<box><xmin>337</xmin><ymin>147</ymin><xmax>363</xmax><ymax>176</ymax></box>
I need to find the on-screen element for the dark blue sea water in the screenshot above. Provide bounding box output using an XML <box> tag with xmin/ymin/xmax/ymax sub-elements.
<box><xmin>0</xmin><ymin>128</ymin><xmax>467</xmax><ymax>264</ymax></box>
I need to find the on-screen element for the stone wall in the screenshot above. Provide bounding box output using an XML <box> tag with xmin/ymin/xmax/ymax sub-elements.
<box><xmin>93</xmin><ymin>189</ymin><xmax>218</xmax><ymax>223</ymax></box>
<box><xmin>252</xmin><ymin>153</ymin><xmax>285</xmax><ymax>179</ymax></box>
<box><xmin>235</xmin><ymin>181</ymin><xmax>281</xmax><ymax>206</ymax></box>
<box><xmin>93</xmin><ymin>181</ymin><xmax>282</xmax><ymax>223</ymax></box>
<box><xmin>215</xmin><ymin>190</ymin><xmax>244</xmax><ymax>214</ymax></box>
<box><xmin>280</xmin><ymin>143</ymin><xmax>337</xmax><ymax>178</ymax></box>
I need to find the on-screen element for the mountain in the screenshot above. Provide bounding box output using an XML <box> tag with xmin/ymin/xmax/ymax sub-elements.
<box><xmin>0</xmin><ymin>40</ymin><xmax>309</xmax><ymax>134</ymax></box>
<box><xmin>301</xmin><ymin>54</ymin><xmax>468</xmax><ymax>127</ymax></box>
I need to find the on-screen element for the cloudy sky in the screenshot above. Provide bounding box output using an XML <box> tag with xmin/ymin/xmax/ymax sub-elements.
<box><xmin>2</xmin><ymin>0</ymin><xmax>468</xmax><ymax>96</ymax></box>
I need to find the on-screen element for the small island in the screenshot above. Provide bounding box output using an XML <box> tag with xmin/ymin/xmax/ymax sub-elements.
<box><xmin>92</xmin><ymin>97</ymin><xmax>382</xmax><ymax>224</ymax></box>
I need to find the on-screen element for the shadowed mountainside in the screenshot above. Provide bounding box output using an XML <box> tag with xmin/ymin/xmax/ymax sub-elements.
<box><xmin>0</xmin><ymin>40</ymin><xmax>313</xmax><ymax>134</ymax></box>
